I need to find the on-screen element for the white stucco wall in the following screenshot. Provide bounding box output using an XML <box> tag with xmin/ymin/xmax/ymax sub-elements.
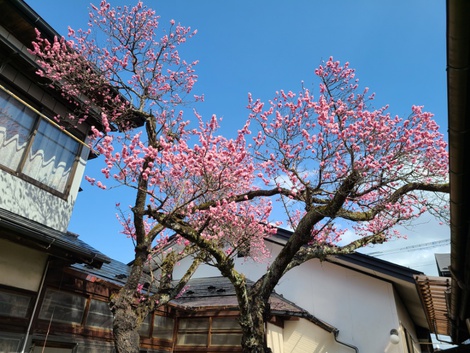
<box><xmin>283</xmin><ymin>319</ymin><xmax>351</xmax><ymax>353</ymax></box>
<box><xmin>0</xmin><ymin>238</ymin><xmax>48</xmax><ymax>291</ymax></box>
<box><xmin>275</xmin><ymin>260</ymin><xmax>400</xmax><ymax>352</ymax></box>
<box><xmin>0</xmin><ymin>152</ymin><xmax>87</xmax><ymax>233</ymax></box>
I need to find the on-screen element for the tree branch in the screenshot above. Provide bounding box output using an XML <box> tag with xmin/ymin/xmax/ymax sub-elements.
<box><xmin>338</xmin><ymin>182</ymin><xmax>450</xmax><ymax>221</ymax></box>
<box><xmin>283</xmin><ymin>232</ymin><xmax>386</xmax><ymax>274</ymax></box>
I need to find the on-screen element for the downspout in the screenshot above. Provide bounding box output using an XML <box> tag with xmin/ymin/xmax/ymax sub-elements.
<box><xmin>20</xmin><ymin>259</ymin><xmax>49</xmax><ymax>353</ymax></box>
<box><xmin>334</xmin><ymin>330</ymin><xmax>359</xmax><ymax>353</ymax></box>
<box><xmin>271</xmin><ymin>310</ymin><xmax>359</xmax><ymax>352</ymax></box>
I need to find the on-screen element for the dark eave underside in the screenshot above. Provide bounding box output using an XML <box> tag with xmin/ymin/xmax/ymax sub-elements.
<box><xmin>447</xmin><ymin>0</ymin><xmax>470</xmax><ymax>344</ymax></box>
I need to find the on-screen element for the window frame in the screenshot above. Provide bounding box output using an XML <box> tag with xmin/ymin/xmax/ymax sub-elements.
<box><xmin>38</xmin><ymin>287</ymin><xmax>88</xmax><ymax>326</ymax></box>
<box><xmin>139</xmin><ymin>311</ymin><xmax>176</xmax><ymax>341</ymax></box>
<box><xmin>0</xmin><ymin>83</ymin><xmax>85</xmax><ymax>199</ymax></box>
<box><xmin>175</xmin><ymin>316</ymin><xmax>242</xmax><ymax>352</ymax></box>
<box><xmin>83</xmin><ymin>298</ymin><xmax>113</xmax><ymax>331</ymax></box>
<box><xmin>0</xmin><ymin>332</ymin><xmax>24</xmax><ymax>353</ymax></box>
<box><xmin>0</xmin><ymin>285</ymin><xmax>34</xmax><ymax>320</ymax></box>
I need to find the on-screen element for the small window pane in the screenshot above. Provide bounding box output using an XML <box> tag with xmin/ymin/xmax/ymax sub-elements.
<box><xmin>0</xmin><ymin>290</ymin><xmax>32</xmax><ymax>318</ymax></box>
<box><xmin>39</xmin><ymin>289</ymin><xmax>86</xmax><ymax>324</ymax></box>
<box><xmin>138</xmin><ymin>315</ymin><xmax>151</xmax><ymax>337</ymax></box>
<box><xmin>86</xmin><ymin>299</ymin><xmax>113</xmax><ymax>330</ymax></box>
<box><xmin>211</xmin><ymin>333</ymin><xmax>242</xmax><ymax>346</ymax></box>
<box><xmin>178</xmin><ymin>318</ymin><xmax>209</xmax><ymax>331</ymax></box>
<box><xmin>0</xmin><ymin>90</ymin><xmax>35</xmax><ymax>171</ymax></box>
<box><xmin>176</xmin><ymin>318</ymin><xmax>209</xmax><ymax>347</ymax></box>
<box><xmin>152</xmin><ymin>315</ymin><xmax>174</xmax><ymax>340</ymax></box>
<box><xmin>212</xmin><ymin>317</ymin><xmax>241</xmax><ymax>330</ymax></box>
<box><xmin>0</xmin><ymin>335</ymin><xmax>22</xmax><ymax>352</ymax></box>
<box><xmin>176</xmin><ymin>333</ymin><xmax>207</xmax><ymax>346</ymax></box>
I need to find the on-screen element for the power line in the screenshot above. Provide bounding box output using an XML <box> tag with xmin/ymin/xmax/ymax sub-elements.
<box><xmin>367</xmin><ymin>239</ymin><xmax>450</xmax><ymax>257</ymax></box>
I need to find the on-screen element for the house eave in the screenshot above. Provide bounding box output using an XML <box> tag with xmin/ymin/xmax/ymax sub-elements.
<box><xmin>0</xmin><ymin>208</ymin><xmax>110</xmax><ymax>267</ymax></box>
<box><xmin>447</xmin><ymin>0</ymin><xmax>470</xmax><ymax>344</ymax></box>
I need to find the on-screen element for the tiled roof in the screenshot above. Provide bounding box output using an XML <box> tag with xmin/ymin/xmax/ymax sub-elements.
<box><xmin>72</xmin><ymin>258</ymin><xmax>132</xmax><ymax>287</ymax></box>
<box><xmin>170</xmin><ymin>276</ymin><xmax>336</xmax><ymax>333</ymax></box>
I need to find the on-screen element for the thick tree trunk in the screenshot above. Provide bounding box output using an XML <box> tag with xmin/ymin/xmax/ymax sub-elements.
<box><xmin>111</xmin><ymin>245</ymin><xmax>149</xmax><ymax>353</ymax></box>
<box><xmin>239</xmin><ymin>295</ymin><xmax>272</xmax><ymax>353</ymax></box>
<box><xmin>112</xmin><ymin>290</ymin><xmax>141</xmax><ymax>353</ymax></box>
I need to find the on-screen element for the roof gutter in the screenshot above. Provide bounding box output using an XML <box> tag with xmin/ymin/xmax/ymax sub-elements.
<box><xmin>271</xmin><ymin>309</ymin><xmax>336</xmax><ymax>333</ymax></box>
<box><xmin>447</xmin><ymin>0</ymin><xmax>470</xmax><ymax>343</ymax></box>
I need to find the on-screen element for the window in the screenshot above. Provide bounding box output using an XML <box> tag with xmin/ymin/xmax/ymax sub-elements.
<box><xmin>0</xmin><ymin>88</ymin><xmax>81</xmax><ymax>195</ymax></box>
<box><xmin>0</xmin><ymin>289</ymin><xmax>32</xmax><ymax>318</ymax></box>
<box><xmin>176</xmin><ymin>317</ymin><xmax>241</xmax><ymax>348</ymax></box>
<box><xmin>32</xmin><ymin>342</ymin><xmax>76</xmax><ymax>353</ymax></box>
<box><xmin>38</xmin><ymin>288</ymin><xmax>86</xmax><ymax>325</ymax></box>
<box><xmin>210</xmin><ymin>318</ymin><xmax>242</xmax><ymax>346</ymax></box>
<box><xmin>404</xmin><ymin>328</ymin><xmax>418</xmax><ymax>353</ymax></box>
<box><xmin>139</xmin><ymin>313</ymin><xmax>175</xmax><ymax>340</ymax></box>
<box><xmin>176</xmin><ymin>318</ymin><xmax>209</xmax><ymax>346</ymax></box>
<box><xmin>152</xmin><ymin>315</ymin><xmax>174</xmax><ymax>341</ymax></box>
<box><xmin>0</xmin><ymin>334</ymin><xmax>22</xmax><ymax>352</ymax></box>
<box><xmin>85</xmin><ymin>299</ymin><xmax>113</xmax><ymax>330</ymax></box>
<box><xmin>138</xmin><ymin>314</ymin><xmax>152</xmax><ymax>337</ymax></box>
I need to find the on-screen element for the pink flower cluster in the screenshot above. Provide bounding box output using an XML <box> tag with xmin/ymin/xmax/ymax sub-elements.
<box><xmin>249</xmin><ymin>57</ymin><xmax>448</xmax><ymax>242</ymax></box>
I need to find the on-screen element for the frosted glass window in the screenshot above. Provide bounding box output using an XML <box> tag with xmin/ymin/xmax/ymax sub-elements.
<box><xmin>0</xmin><ymin>91</ymin><xmax>35</xmax><ymax>170</ymax></box>
<box><xmin>176</xmin><ymin>318</ymin><xmax>209</xmax><ymax>346</ymax></box>
<box><xmin>23</xmin><ymin>120</ymin><xmax>79</xmax><ymax>193</ymax></box>
<box><xmin>176</xmin><ymin>317</ymin><xmax>242</xmax><ymax>347</ymax></box>
<box><xmin>210</xmin><ymin>318</ymin><xmax>241</xmax><ymax>346</ymax></box>
<box><xmin>0</xmin><ymin>89</ymin><xmax>81</xmax><ymax>194</ymax></box>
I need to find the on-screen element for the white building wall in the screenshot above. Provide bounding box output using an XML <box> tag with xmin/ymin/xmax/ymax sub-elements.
<box><xmin>275</xmin><ymin>258</ymin><xmax>402</xmax><ymax>353</ymax></box>
<box><xmin>266</xmin><ymin>323</ymin><xmax>284</xmax><ymax>353</ymax></box>
<box><xmin>394</xmin><ymin>290</ymin><xmax>422</xmax><ymax>353</ymax></box>
<box><xmin>283</xmin><ymin>319</ymin><xmax>350</xmax><ymax>353</ymax></box>
<box><xmin>0</xmin><ymin>238</ymin><xmax>48</xmax><ymax>291</ymax></box>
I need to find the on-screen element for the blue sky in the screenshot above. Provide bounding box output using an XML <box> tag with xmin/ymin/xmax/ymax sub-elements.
<box><xmin>24</xmin><ymin>0</ymin><xmax>449</xmax><ymax>274</ymax></box>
